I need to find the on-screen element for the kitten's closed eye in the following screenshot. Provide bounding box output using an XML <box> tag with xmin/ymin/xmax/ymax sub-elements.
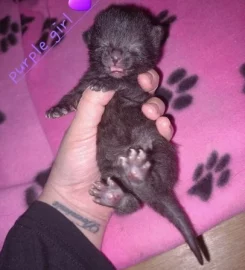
<box><xmin>129</xmin><ymin>42</ymin><xmax>142</xmax><ymax>52</ymax></box>
<box><xmin>98</xmin><ymin>39</ymin><xmax>110</xmax><ymax>47</ymax></box>
<box><xmin>131</xmin><ymin>48</ymin><xmax>141</xmax><ymax>55</ymax></box>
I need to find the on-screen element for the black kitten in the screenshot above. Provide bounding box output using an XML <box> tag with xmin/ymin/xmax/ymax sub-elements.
<box><xmin>46</xmin><ymin>5</ymin><xmax>203</xmax><ymax>264</ymax></box>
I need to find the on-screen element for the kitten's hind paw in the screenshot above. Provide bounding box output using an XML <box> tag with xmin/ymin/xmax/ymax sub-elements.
<box><xmin>118</xmin><ymin>149</ymin><xmax>151</xmax><ymax>185</ymax></box>
<box><xmin>46</xmin><ymin>105</ymin><xmax>74</xmax><ymax>118</ymax></box>
<box><xmin>89</xmin><ymin>177</ymin><xmax>124</xmax><ymax>207</ymax></box>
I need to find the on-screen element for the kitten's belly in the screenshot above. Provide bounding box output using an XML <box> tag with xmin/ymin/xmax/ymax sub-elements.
<box><xmin>97</xmin><ymin>97</ymin><xmax>156</xmax><ymax>166</ymax></box>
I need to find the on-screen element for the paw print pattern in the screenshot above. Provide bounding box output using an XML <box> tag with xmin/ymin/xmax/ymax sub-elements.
<box><xmin>156</xmin><ymin>68</ymin><xmax>199</xmax><ymax>111</ymax></box>
<box><xmin>20</xmin><ymin>14</ymin><xmax>35</xmax><ymax>35</ymax></box>
<box><xmin>25</xmin><ymin>186</ymin><xmax>39</xmax><ymax>206</ymax></box>
<box><xmin>188</xmin><ymin>151</ymin><xmax>231</xmax><ymax>201</ymax></box>
<box><xmin>0</xmin><ymin>16</ymin><xmax>19</xmax><ymax>53</ymax></box>
<box><xmin>0</xmin><ymin>14</ymin><xmax>34</xmax><ymax>53</ymax></box>
<box><xmin>25</xmin><ymin>168</ymin><xmax>51</xmax><ymax>206</ymax></box>
<box><xmin>0</xmin><ymin>111</ymin><xmax>6</xmax><ymax>124</ymax></box>
<box><xmin>239</xmin><ymin>63</ymin><xmax>245</xmax><ymax>94</ymax></box>
<box><xmin>34</xmin><ymin>17</ymin><xmax>68</xmax><ymax>54</ymax></box>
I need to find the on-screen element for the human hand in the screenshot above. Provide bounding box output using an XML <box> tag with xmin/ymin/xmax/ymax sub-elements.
<box><xmin>39</xmin><ymin>70</ymin><xmax>173</xmax><ymax>248</ymax></box>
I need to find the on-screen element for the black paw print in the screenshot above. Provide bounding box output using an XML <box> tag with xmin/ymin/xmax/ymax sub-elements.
<box><xmin>156</xmin><ymin>68</ymin><xmax>199</xmax><ymax>111</ymax></box>
<box><xmin>0</xmin><ymin>111</ymin><xmax>6</xmax><ymax>124</ymax></box>
<box><xmin>0</xmin><ymin>16</ymin><xmax>19</xmax><ymax>53</ymax></box>
<box><xmin>0</xmin><ymin>14</ymin><xmax>34</xmax><ymax>53</ymax></box>
<box><xmin>239</xmin><ymin>63</ymin><xmax>245</xmax><ymax>94</ymax></box>
<box><xmin>34</xmin><ymin>17</ymin><xmax>68</xmax><ymax>54</ymax></box>
<box><xmin>21</xmin><ymin>14</ymin><xmax>35</xmax><ymax>35</ymax></box>
<box><xmin>188</xmin><ymin>151</ymin><xmax>231</xmax><ymax>201</ymax></box>
<box><xmin>25</xmin><ymin>168</ymin><xmax>51</xmax><ymax>206</ymax></box>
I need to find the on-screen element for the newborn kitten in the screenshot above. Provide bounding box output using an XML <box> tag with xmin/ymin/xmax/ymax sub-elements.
<box><xmin>46</xmin><ymin>5</ymin><xmax>203</xmax><ymax>264</ymax></box>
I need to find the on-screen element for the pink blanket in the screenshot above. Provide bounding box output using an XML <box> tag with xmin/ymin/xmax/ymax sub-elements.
<box><xmin>0</xmin><ymin>0</ymin><xmax>245</xmax><ymax>268</ymax></box>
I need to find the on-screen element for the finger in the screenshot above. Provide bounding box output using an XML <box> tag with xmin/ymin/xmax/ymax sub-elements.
<box><xmin>137</xmin><ymin>69</ymin><xmax>160</xmax><ymax>94</ymax></box>
<box><xmin>141</xmin><ymin>97</ymin><xmax>166</xmax><ymax>120</ymax></box>
<box><xmin>69</xmin><ymin>88</ymin><xmax>115</xmax><ymax>134</ymax></box>
<box><xmin>156</xmin><ymin>117</ymin><xmax>174</xmax><ymax>141</ymax></box>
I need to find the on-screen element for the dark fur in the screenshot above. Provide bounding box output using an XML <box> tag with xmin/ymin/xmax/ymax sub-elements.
<box><xmin>46</xmin><ymin>5</ymin><xmax>203</xmax><ymax>264</ymax></box>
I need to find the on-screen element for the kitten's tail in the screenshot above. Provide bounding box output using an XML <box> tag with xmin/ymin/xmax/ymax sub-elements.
<box><xmin>148</xmin><ymin>195</ymin><xmax>204</xmax><ymax>265</ymax></box>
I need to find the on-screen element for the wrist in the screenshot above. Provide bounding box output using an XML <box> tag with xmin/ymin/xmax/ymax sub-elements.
<box><xmin>38</xmin><ymin>180</ymin><xmax>113</xmax><ymax>249</ymax></box>
<box><xmin>39</xmin><ymin>181</ymin><xmax>113</xmax><ymax>221</ymax></box>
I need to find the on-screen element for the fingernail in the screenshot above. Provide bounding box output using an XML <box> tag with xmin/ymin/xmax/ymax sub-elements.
<box><xmin>169</xmin><ymin>124</ymin><xmax>173</xmax><ymax>133</ymax></box>
<box><xmin>147</xmin><ymin>102</ymin><xmax>159</xmax><ymax>115</ymax></box>
<box><xmin>148</xmin><ymin>72</ymin><xmax>154</xmax><ymax>84</ymax></box>
<box><xmin>147</xmin><ymin>70</ymin><xmax>158</xmax><ymax>91</ymax></box>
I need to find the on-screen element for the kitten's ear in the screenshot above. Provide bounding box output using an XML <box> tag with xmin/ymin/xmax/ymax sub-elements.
<box><xmin>151</xmin><ymin>25</ymin><xmax>164</xmax><ymax>48</ymax></box>
<box><xmin>82</xmin><ymin>27</ymin><xmax>93</xmax><ymax>45</ymax></box>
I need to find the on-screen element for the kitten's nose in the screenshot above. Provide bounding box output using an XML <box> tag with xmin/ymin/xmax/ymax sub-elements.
<box><xmin>111</xmin><ymin>49</ymin><xmax>122</xmax><ymax>64</ymax></box>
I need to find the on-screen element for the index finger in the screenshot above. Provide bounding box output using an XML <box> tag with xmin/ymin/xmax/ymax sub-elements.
<box><xmin>69</xmin><ymin>88</ymin><xmax>115</xmax><ymax>137</ymax></box>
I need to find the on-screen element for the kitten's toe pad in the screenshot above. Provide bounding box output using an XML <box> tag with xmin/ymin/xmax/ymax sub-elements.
<box><xmin>89</xmin><ymin>178</ymin><xmax>124</xmax><ymax>207</ymax></box>
<box><xmin>46</xmin><ymin>106</ymin><xmax>72</xmax><ymax>118</ymax></box>
<box><xmin>119</xmin><ymin>149</ymin><xmax>151</xmax><ymax>184</ymax></box>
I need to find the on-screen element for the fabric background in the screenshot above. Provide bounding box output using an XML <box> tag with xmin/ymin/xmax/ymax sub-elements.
<box><xmin>0</xmin><ymin>0</ymin><xmax>244</xmax><ymax>268</ymax></box>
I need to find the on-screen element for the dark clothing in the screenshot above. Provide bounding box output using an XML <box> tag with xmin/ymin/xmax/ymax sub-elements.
<box><xmin>0</xmin><ymin>202</ymin><xmax>116</xmax><ymax>270</ymax></box>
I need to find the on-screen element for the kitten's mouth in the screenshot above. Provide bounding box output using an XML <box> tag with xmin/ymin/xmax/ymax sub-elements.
<box><xmin>110</xmin><ymin>66</ymin><xmax>125</xmax><ymax>78</ymax></box>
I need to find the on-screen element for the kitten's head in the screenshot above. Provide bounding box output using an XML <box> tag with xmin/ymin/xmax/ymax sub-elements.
<box><xmin>83</xmin><ymin>5</ymin><xmax>164</xmax><ymax>78</ymax></box>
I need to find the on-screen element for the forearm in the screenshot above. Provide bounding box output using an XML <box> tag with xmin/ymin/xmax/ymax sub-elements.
<box><xmin>38</xmin><ymin>180</ymin><xmax>113</xmax><ymax>249</ymax></box>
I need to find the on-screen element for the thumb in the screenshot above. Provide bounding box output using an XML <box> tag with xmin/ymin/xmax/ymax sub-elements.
<box><xmin>68</xmin><ymin>88</ymin><xmax>115</xmax><ymax>137</ymax></box>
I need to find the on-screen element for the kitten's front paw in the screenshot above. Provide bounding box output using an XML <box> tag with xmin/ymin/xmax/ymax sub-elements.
<box><xmin>118</xmin><ymin>149</ymin><xmax>151</xmax><ymax>185</ymax></box>
<box><xmin>89</xmin><ymin>79</ymin><xmax>109</xmax><ymax>92</ymax></box>
<box><xmin>46</xmin><ymin>105</ymin><xmax>74</xmax><ymax>118</ymax></box>
<box><xmin>89</xmin><ymin>177</ymin><xmax>124</xmax><ymax>207</ymax></box>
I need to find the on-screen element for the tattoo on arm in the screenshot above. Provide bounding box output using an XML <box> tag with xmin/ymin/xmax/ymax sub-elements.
<box><xmin>52</xmin><ymin>201</ymin><xmax>100</xmax><ymax>233</ymax></box>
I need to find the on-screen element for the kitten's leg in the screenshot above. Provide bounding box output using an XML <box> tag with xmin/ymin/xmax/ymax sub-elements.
<box><xmin>45</xmin><ymin>72</ymin><xmax>119</xmax><ymax>118</ymax></box>
<box><xmin>88</xmin><ymin>77</ymin><xmax>121</xmax><ymax>92</ymax></box>
<box><xmin>89</xmin><ymin>177</ymin><xmax>141</xmax><ymax>214</ymax></box>
<box><xmin>46</xmin><ymin>86</ymin><xmax>84</xmax><ymax>118</ymax></box>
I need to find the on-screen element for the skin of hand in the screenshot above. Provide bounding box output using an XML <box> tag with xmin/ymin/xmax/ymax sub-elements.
<box><xmin>39</xmin><ymin>69</ymin><xmax>173</xmax><ymax>248</ymax></box>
